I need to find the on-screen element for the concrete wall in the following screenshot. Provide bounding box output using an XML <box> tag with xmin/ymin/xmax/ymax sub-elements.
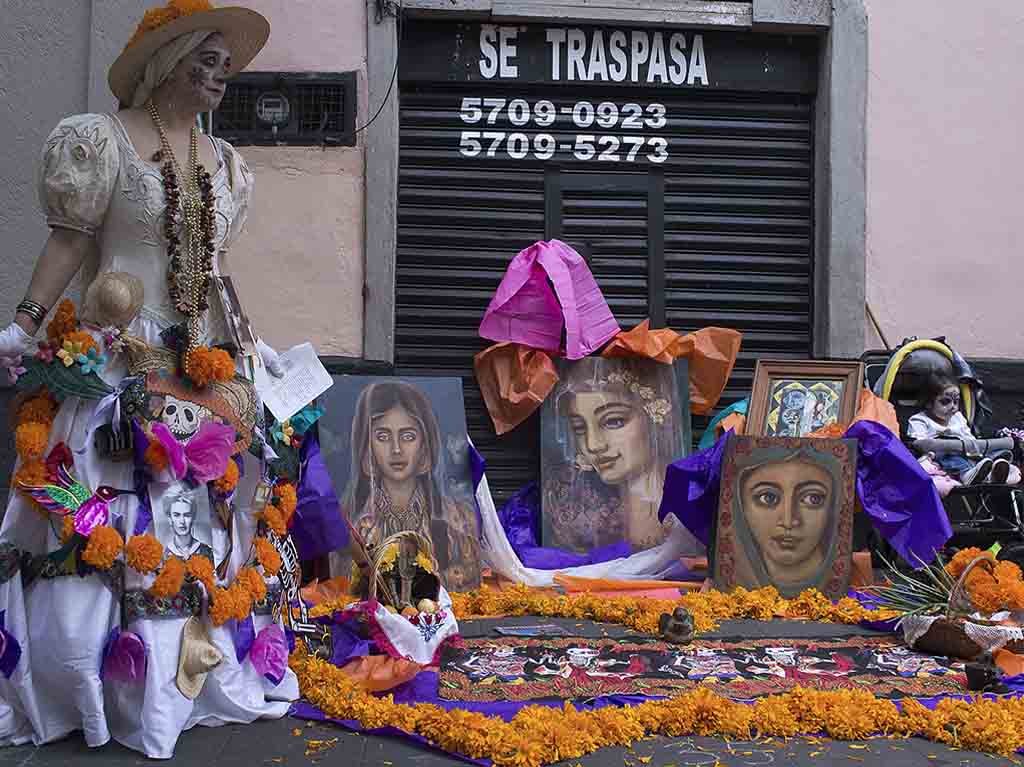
<box><xmin>0</xmin><ymin>1</ymin><xmax>93</xmax><ymax>318</ymax></box>
<box><xmin>1</xmin><ymin>0</ymin><xmax>367</xmax><ymax>357</ymax></box>
<box><xmin>864</xmin><ymin>0</ymin><xmax>1024</xmax><ymax>358</ymax></box>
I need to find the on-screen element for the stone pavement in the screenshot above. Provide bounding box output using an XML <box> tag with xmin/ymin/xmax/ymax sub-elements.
<box><xmin>0</xmin><ymin>716</ymin><xmax>1016</xmax><ymax>767</ymax></box>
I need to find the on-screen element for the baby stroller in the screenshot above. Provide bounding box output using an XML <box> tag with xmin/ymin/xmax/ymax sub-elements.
<box><xmin>862</xmin><ymin>337</ymin><xmax>1024</xmax><ymax>568</ymax></box>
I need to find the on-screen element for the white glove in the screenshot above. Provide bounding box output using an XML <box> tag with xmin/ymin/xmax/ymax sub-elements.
<box><xmin>257</xmin><ymin>338</ymin><xmax>284</xmax><ymax>378</ymax></box>
<box><xmin>0</xmin><ymin>322</ymin><xmax>35</xmax><ymax>361</ymax></box>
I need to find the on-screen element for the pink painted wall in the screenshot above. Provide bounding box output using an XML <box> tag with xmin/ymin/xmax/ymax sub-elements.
<box><xmin>864</xmin><ymin>0</ymin><xmax>1024</xmax><ymax>357</ymax></box>
<box><xmin>228</xmin><ymin>0</ymin><xmax>367</xmax><ymax>356</ymax></box>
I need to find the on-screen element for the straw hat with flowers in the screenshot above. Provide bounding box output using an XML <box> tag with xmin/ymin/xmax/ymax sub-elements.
<box><xmin>108</xmin><ymin>0</ymin><xmax>269</xmax><ymax>106</ymax></box>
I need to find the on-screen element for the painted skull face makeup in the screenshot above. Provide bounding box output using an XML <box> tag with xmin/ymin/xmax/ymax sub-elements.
<box><xmin>928</xmin><ymin>385</ymin><xmax>960</xmax><ymax>426</ymax></box>
<box><xmin>168</xmin><ymin>32</ymin><xmax>232</xmax><ymax>112</ymax></box>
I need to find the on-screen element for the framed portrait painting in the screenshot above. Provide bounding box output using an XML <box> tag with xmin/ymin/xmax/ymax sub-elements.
<box><xmin>712</xmin><ymin>436</ymin><xmax>857</xmax><ymax>601</ymax></box>
<box><xmin>317</xmin><ymin>375</ymin><xmax>482</xmax><ymax>591</ymax></box>
<box><xmin>746</xmin><ymin>360</ymin><xmax>864</xmax><ymax>438</ymax></box>
<box><xmin>540</xmin><ymin>357</ymin><xmax>692</xmax><ymax>554</ymax></box>
<box><xmin>150</xmin><ymin>481</ymin><xmax>215</xmax><ymax>563</ymax></box>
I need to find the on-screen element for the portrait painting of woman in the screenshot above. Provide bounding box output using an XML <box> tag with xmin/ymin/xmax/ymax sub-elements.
<box><xmin>541</xmin><ymin>357</ymin><xmax>701</xmax><ymax>556</ymax></box>
<box><xmin>713</xmin><ymin>437</ymin><xmax>856</xmax><ymax>600</ymax></box>
<box><xmin>322</xmin><ymin>377</ymin><xmax>482</xmax><ymax>591</ymax></box>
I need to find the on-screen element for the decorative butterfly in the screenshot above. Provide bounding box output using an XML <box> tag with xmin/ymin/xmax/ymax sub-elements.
<box><xmin>150</xmin><ymin>420</ymin><xmax>236</xmax><ymax>483</ymax></box>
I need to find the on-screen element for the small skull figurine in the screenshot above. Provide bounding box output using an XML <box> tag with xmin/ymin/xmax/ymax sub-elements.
<box><xmin>161</xmin><ymin>395</ymin><xmax>208</xmax><ymax>442</ymax></box>
<box><xmin>658</xmin><ymin>607</ymin><xmax>695</xmax><ymax>645</ymax></box>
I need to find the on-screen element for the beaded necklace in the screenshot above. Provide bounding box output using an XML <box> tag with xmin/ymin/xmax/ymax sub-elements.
<box><xmin>147</xmin><ymin>100</ymin><xmax>216</xmax><ymax>377</ymax></box>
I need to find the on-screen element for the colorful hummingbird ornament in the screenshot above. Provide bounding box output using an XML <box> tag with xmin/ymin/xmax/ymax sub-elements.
<box><xmin>19</xmin><ymin>453</ymin><xmax>131</xmax><ymax>537</ymax></box>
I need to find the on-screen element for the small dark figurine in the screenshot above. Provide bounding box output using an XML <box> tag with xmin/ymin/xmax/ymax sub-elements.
<box><xmin>965</xmin><ymin>652</ymin><xmax>1010</xmax><ymax>694</ymax></box>
<box><xmin>658</xmin><ymin>606</ymin><xmax>695</xmax><ymax>645</ymax></box>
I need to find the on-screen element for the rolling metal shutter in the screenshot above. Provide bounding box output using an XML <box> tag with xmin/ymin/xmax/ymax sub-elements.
<box><xmin>395</xmin><ymin>58</ymin><xmax>815</xmax><ymax>507</ymax></box>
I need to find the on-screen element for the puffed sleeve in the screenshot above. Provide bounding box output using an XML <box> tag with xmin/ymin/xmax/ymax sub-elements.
<box><xmin>38</xmin><ymin>113</ymin><xmax>119</xmax><ymax>235</ymax></box>
<box><xmin>218</xmin><ymin>139</ymin><xmax>254</xmax><ymax>249</ymax></box>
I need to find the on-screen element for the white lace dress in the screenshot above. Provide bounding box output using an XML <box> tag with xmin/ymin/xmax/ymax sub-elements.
<box><xmin>0</xmin><ymin>113</ymin><xmax>297</xmax><ymax>759</ymax></box>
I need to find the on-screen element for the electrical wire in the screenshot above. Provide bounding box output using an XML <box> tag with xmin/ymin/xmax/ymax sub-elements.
<box><xmin>352</xmin><ymin>1</ymin><xmax>402</xmax><ymax>137</ymax></box>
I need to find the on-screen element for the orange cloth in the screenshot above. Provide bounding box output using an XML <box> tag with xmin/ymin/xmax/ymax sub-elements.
<box><xmin>300</xmin><ymin>576</ymin><xmax>351</xmax><ymax>606</ymax></box>
<box><xmin>553</xmin><ymin>574</ymin><xmax>702</xmax><ymax>593</ymax></box>
<box><xmin>602</xmin><ymin>322</ymin><xmax>742</xmax><ymax>415</ymax></box>
<box><xmin>474</xmin><ymin>342</ymin><xmax>559</xmax><ymax>435</ymax></box>
<box><xmin>340</xmin><ymin>655</ymin><xmax>424</xmax><ymax>692</ymax></box>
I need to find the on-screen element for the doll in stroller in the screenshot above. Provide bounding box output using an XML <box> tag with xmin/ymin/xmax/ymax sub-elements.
<box><xmin>862</xmin><ymin>338</ymin><xmax>1024</xmax><ymax>566</ymax></box>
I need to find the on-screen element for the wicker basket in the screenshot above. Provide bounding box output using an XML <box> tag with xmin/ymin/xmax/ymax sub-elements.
<box><xmin>909</xmin><ymin>555</ymin><xmax>1024</xmax><ymax>660</ymax></box>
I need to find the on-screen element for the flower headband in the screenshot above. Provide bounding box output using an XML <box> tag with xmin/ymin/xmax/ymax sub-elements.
<box><xmin>602</xmin><ymin>370</ymin><xmax>672</xmax><ymax>425</ymax></box>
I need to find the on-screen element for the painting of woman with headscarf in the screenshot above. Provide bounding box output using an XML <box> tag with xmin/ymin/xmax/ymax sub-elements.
<box><xmin>319</xmin><ymin>376</ymin><xmax>482</xmax><ymax>591</ymax></box>
<box><xmin>713</xmin><ymin>436</ymin><xmax>857</xmax><ymax>600</ymax></box>
<box><xmin>540</xmin><ymin>357</ymin><xmax>701</xmax><ymax>556</ymax></box>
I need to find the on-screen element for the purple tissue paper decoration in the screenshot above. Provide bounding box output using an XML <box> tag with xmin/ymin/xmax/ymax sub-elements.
<box><xmin>498</xmin><ymin>483</ymin><xmax>631</xmax><ymax>570</ymax></box>
<box><xmin>479</xmin><ymin>240</ymin><xmax>620</xmax><ymax>359</ymax></box>
<box><xmin>250</xmin><ymin>624</ymin><xmax>289</xmax><ymax>686</ymax></box>
<box><xmin>289</xmin><ymin>428</ymin><xmax>347</xmax><ymax>561</ymax></box>
<box><xmin>100</xmin><ymin>627</ymin><xmax>146</xmax><ymax>684</ymax></box>
<box><xmin>231</xmin><ymin>616</ymin><xmax>256</xmax><ymax>663</ymax></box>
<box><xmin>0</xmin><ymin>611</ymin><xmax>21</xmax><ymax>679</ymax></box>
<box><xmin>847</xmin><ymin>420</ymin><xmax>951</xmax><ymax>567</ymax></box>
<box><xmin>657</xmin><ymin>430</ymin><xmax>732</xmax><ymax>547</ymax></box>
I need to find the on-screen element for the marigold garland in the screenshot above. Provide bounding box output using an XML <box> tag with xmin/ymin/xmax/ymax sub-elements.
<box><xmin>275</xmin><ymin>482</ymin><xmax>298</xmax><ymax>516</ymax></box>
<box><xmin>144</xmin><ymin>441</ymin><xmax>169</xmax><ymax>472</ymax></box>
<box><xmin>125</xmin><ymin>534</ymin><xmax>164</xmax><ymax>574</ymax></box>
<box><xmin>187</xmin><ymin>554</ymin><xmax>216</xmax><ymax>593</ymax></box>
<box><xmin>81</xmin><ymin>525</ymin><xmax>124</xmax><ymax>570</ymax></box>
<box><xmin>209</xmin><ymin>586</ymin><xmax>238</xmax><ymax>626</ymax></box>
<box><xmin>18</xmin><ymin>393</ymin><xmax>56</xmax><ymax>426</ymax></box>
<box><xmin>45</xmin><ymin>299</ymin><xmax>76</xmax><ymax>345</ymax></box>
<box><xmin>236</xmin><ymin>566</ymin><xmax>267</xmax><ymax>603</ymax></box>
<box><xmin>60</xmin><ymin>514</ymin><xmax>76</xmax><ymax>544</ymax></box>
<box><xmin>185</xmin><ymin>346</ymin><xmax>235</xmax><ymax>388</ymax></box>
<box><xmin>213</xmin><ymin>460</ymin><xmax>240</xmax><ymax>494</ymax></box>
<box><xmin>15</xmin><ymin>422</ymin><xmax>50</xmax><ymax>461</ymax></box>
<box><xmin>13</xmin><ymin>459</ymin><xmax>48</xmax><ymax>498</ymax></box>
<box><xmin>290</xmin><ymin>647</ymin><xmax>1024</xmax><ymax>765</ymax></box>
<box><xmin>260</xmin><ymin>505</ymin><xmax>288</xmax><ymax>536</ymax></box>
<box><xmin>149</xmin><ymin>556</ymin><xmax>186</xmax><ymax>598</ymax></box>
<box><xmin>945</xmin><ymin>548</ymin><xmax>1024</xmax><ymax>612</ymax></box>
<box><xmin>253</xmin><ymin>537</ymin><xmax>282</xmax><ymax>576</ymax></box>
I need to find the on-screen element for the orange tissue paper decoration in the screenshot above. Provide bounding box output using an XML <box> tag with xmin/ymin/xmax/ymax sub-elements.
<box><xmin>473</xmin><ymin>342</ymin><xmax>560</xmax><ymax>436</ymax></box>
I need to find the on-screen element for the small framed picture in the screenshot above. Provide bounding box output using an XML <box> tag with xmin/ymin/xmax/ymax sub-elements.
<box><xmin>150</xmin><ymin>481</ymin><xmax>215</xmax><ymax>562</ymax></box>
<box><xmin>746</xmin><ymin>360</ymin><xmax>864</xmax><ymax>438</ymax></box>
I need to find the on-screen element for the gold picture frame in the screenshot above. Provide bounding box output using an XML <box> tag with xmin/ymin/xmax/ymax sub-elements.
<box><xmin>746</xmin><ymin>360</ymin><xmax>864</xmax><ymax>438</ymax></box>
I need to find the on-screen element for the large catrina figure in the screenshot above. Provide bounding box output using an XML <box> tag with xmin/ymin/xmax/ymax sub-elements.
<box><xmin>0</xmin><ymin>1</ymin><xmax>309</xmax><ymax>759</ymax></box>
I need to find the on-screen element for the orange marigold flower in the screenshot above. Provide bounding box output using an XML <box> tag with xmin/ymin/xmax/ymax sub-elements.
<box><xmin>62</xmin><ymin>330</ymin><xmax>99</xmax><ymax>356</ymax></box>
<box><xmin>46</xmin><ymin>299</ymin><xmax>77</xmax><ymax>344</ymax></box>
<box><xmin>236</xmin><ymin>566</ymin><xmax>268</xmax><ymax>603</ymax></box>
<box><xmin>144</xmin><ymin>441</ymin><xmax>169</xmax><ymax>472</ymax></box>
<box><xmin>185</xmin><ymin>346</ymin><xmax>235</xmax><ymax>388</ymax></box>
<box><xmin>275</xmin><ymin>482</ymin><xmax>298</xmax><ymax>516</ymax></box>
<box><xmin>254</xmin><ymin>537</ymin><xmax>282</xmax><ymax>576</ymax></box>
<box><xmin>993</xmin><ymin>560</ymin><xmax>1023</xmax><ymax>584</ymax></box>
<box><xmin>60</xmin><ymin>514</ymin><xmax>76</xmax><ymax>543</ymax></box>
<box><xmin>213</xmin><ymin>460</ymin><xmax>240</xmax><ymax>494</ymax></box>
<box><xmin>82</xmin><ymin>525</ymin><xmax>124</xmax><ymax>570</ymax></box>
<box><xmin>14</xmin><ymin>458</ymin><xmax>48</xmax><ymax>490</ymax></box>
<box><xmin>970</xmin><ymin>581</ymin><xmax>1009</xmax><ymax>614</ymax></box>
<box><xmin>209</xmin><ymin>586</ymin><xmax>236</xmax><ymax>626</ymax></box>
<box><xmin>15</xmin><ymin>422</ymin><xmax>50</xmax><ymax>461</ymax></box>
<box><xmin>227</xmin><ymin>582</ymin><xmax>253</xmax><ymax>621</ymax></box>
<box><xmin>186</xmin><ymin>554</ymin><xmax>216</xmax><ymax>593</ymax></box>
<box><xmin>1004</xmin><ymin>581</ymin><xmax>1024</xmax><ymax>611</ymax></box>
<box><xmin>946</xmin><ymin>547</ymin><xmax>989</xmax><ymax>579</ymax></box>
<box><xmin>18</xmin><ymin>394</ymin><xmax>57</xmax><ymax>426</ymax></box>
<box><xmin>149</xmin><ymin>556</ymin><xmax>186</xmax><ymax>598</ymax></box>
<box><xmin>125</xmin><ymin>534</ymin><xmax>164</xmax><ymax>574</ymax></box>
<box><xmin>171</xmin><ymin>0</ymin><xmax>213</xmax><ymax>14</ymax></box>
<box><xmin>260</xmin><ymin>504</ymin><xmax>288</xmax><ymax>536</ymax></box>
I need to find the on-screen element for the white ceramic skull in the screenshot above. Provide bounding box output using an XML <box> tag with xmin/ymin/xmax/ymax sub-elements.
<box><xmin>161</xmin><ymin>395</ymin><xmax>208</xmax><ymax>442</ymax></box>
<box><xmin>566</xmin><ymin>647</ymin><xmax>600</xmax><ymax>668</ymax></box>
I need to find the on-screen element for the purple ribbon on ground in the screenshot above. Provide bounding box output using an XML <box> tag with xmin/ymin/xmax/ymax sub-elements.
<box><xmin>230</xmin><ymin>616</ymin><xmax>255</xmax><ymax>663</ymax></box>
<box><xmin>289</xmin><ymin>428</ymin><xmax>347</xmax><ymax>561</ymax></box>
<box><xmin>250</xmin><ymin>624</ymin><xmax>289</xmax><ymax>686</ymax></box>
<box><xmin>658</xmin><ymin>422</ymin><xmax>952</xmax><ymax>568</ymax></box>
<box><xmin>497</xmin><ymin>483</ymin><xmax>630</xmax><ymax>570</ymax></box>
<box><xmin>100</xmin><ymin>626</ymin><xmax>146</xmax><ymax>684</ymax></box>
<box><xmin>0</xmin><ymin>611</ymin><xmax>21</xmax><ymax>679</ymax></box>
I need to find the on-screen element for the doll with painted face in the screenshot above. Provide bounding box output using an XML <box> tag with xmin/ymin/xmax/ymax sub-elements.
<box><xmin>908</xmin><ymin>375</ymin><xmax>1020</xmax><ymax>486</ymax></box>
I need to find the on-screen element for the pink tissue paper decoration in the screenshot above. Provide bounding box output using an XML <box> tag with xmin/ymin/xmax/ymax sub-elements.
<box><xmin>479</xmin><ymin>240</ymin><xmax>620</xmax><ymax>360</ymax></box>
